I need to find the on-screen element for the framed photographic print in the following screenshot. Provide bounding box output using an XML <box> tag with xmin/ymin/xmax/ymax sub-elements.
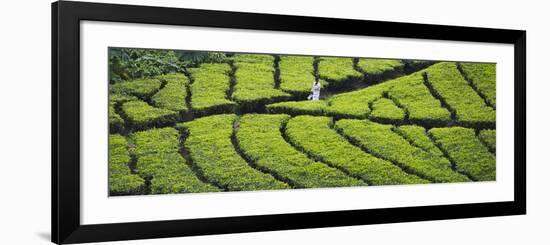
<box><xmin>52</xmin><ymin>1</ymin><xmax>526</xmax><ymax>244</ymax></box>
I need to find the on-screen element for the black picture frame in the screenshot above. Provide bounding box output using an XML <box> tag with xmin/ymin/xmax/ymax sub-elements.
<box><xmin>52</xmin><ymin>1</ymin><xmax>526</xmax><ymax>244</ymax></box>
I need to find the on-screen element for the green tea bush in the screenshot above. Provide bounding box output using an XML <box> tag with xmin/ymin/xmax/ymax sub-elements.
<box><xmin>394</xmin><ymin>125</ymin><xmax>444</xmax><ymax>157</ymax></box>
<box><xmin>425</xmin><ymin>62</ymin><xmax>495</xmax><ymax>128</ymax></box>
<box><xmin>326</xmin><ymin>81</ymin><xmax>393</xmax><ymax>118</ymax></box>
<box><xmin>236</xmin><ymin>114</ymin><xmax>364</xmax><ymax>188</ymax></box>
<box><xmin>180</xmin><ymin>114</ymin><xmax>289</xmax><ymax>191</ymax></box>
<box><xmin>459</xmin><ymin>62</ymin><xmax>497</xmax><ymax>108</ymax></box>
<box><xmin>189</xmin><ymin>63</ymin><xmax>237</xmax><ymax>116</ymax></box>
<box><xmin>285</xmin><ymin>116</ymin><xmax>428</xmax><ymax>185</ymax></box>
<box><xmin>335</xmin><ymin>120</ymin><xmax>470</xmax><ymax>183</ymax></box>
<box><xmin>110</xmin><ymin>93</ymin><xmax>138</xmax><ymax>104</ymax></box>
<box><xmin>109</xmin><ymin>134</ymin><xmax>145</xmax><ymax>195</ymax></box>
<box><xmin>369</xmin><ymin>98</ymin><xmax>405</xmax><ymax>124</ymax></box>
<box><xmin>109</xmin><ymin>102</ymin><xmax>125</xmax><ymax>132</ymax></box>
<box><xmin>232</xmin><ymin>54</ymin><xmax>290</xmax><ymax>109</ymax></box>
<box><xmin>121</xmin><ymin>100</ymin><xmax>178</xmax><ymax>129</ymax></box>
<box><xmin>279</xmin><ymin>55</ymin><xmax>316</xmax><ymax>96</ymax></box>
<box><xmin>266</xmin><ymin>101</ymin><xmax>328</xmax><ymax>116</ymax></box>
<box><xmin>317</xmin><ymin>57</ymin><xmax>363</xmax><ymax>88</ymax></box>
<box><xmin>386</xmin><ymin>72</ymin><xmax>451</xmax><ymax>127</ymax></box>
<box><xmin>356</xmin><ymin>58</ymin><xmax>404</xmax><ymax>82</ymax></box>
<box><xmin>429</xmin><ymin>127</ymin><xmax>496</xmax><ymax>181</ymax></box>
<box><xmin>478</xmin><ymin>129</ymin><xmax>496</xmax><ymax>153</ymax></box>
<box><xmin>152</xmin><ymin>73</ymin><xmax>189</xmax><ymax>113</ymax></box>
<box><xmin>131</xmin><ymin>127</ymin><xmax>220</xmax><ymax>194</ymax></box>
<box><xmin>111</xmin><ymin>78</ymin><xmax>162</xmax><ymax>100</ymax></box>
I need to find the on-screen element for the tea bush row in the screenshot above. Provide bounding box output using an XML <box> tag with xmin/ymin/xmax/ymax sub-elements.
<box><xmin>425</xmin><ymin>62</ymin><xmax>495</xmax><ymax>128</ymax></box>
<box><xmin>111</xmin><ymin>78</ymin><xmax>162</xmax><ymax>100</ymax></box>
<box><xmin>317</xmin><ymin>57</ymin><xmax>363</xmax><ymax>88</ymax></box>
<box><xmin>121</xmin><ymin>101</ymin><xmax>179</xmax><ymax>129</ymax></box>
<box><xmin>179</xmin><ymin>114</ymin><xmax>289</xmax><ymax>191</ymax></box>
<box><xmin>459</xmin><ymin>62</ymin><xmax>497</xmax><ymax>108</ymax></box>
<box><xmin>109</xmin><ymin>134</ymin><xmax>145</xmax><ymax>195</ymax></box>
<box><xmin>335</xmin><ymin>120</ymin><xmax>470</xmax><ymax>183</ymax></box>
<box><xmin>189</xmin><ymin>63</ymin><xmax>237</xmax><ymax>116</ymax></box>
<box><xmin>356</xmin><ymin>58</ymin><xmax>404</xmax><ymax>82</ymax></box>
<box><xmin>236</xmin><ymin>114</ymin><xmax>365</xmax><ymax>188</ymax></box>
<box><xmin>369</xmin><ymin>98</ymin><xmax>405</xmax><ymax>124</ymax></box>
<box><xmin>429</xmin><ymin>127</ymin><xmax>496</xmax><ymax>181</ymax></box>
<box><xmin>478</xmin><ymin>129</ymin><xmax>496</xmax><ymax>153</ymax></box>
<box><xmin>152</xmin><ymin>73</ymin><xmax>189</xmax><ymax>113</ymax></box>
<box><xmin>131</xmin><ymin>127</ymin><xmax>220</xmax><ymax>193</ymax></box>
<box><xmin>232</xmin><ymin>54</ymin><xmax>290</xmax><ymax>108</ymax></box>
<box><xmin>285</xmin><ymin>115</ymin><xmax>428</xmax><ymax>185</ymax></box>
<box><xmin>393</xmin><ymin>125</ymin><xmax>444</xmax><ymax>157</ymax></box>
<box><xmin>278</xmin><ymin>55</ymin><xmax>316</xmax><ymax>96</ymax></box>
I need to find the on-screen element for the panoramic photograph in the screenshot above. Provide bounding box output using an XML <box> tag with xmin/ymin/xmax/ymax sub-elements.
<box><xmin>108</xmin><ymin>47</ymin><xmax>496</xmax><ymax>196</ymax></box>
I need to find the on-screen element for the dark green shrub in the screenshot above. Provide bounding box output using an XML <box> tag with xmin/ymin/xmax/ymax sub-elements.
<box><xmin>429</xmin><ymin>127</ymin><xmax>496</xmax><ymax>181</ymax></box>
<box><xmin>237</xmin><ymin>114</ymin><xmax>364</xmax><ymax>188</ymax></box>
<box><xmin>109</xmin><ymin>48</ymin><xmax>184</xmax><ymax>83</ymax></box>
<box><xmin>121</xmin><ymin>100</ymin><xmax>178</xmax><ymax>129</ymax></box>
<box><xmin>285</xmin><ymin>116</ymin><xmax>428</xmax><ymax>185</ymax></box>
<box><xmin>131</xmin><ymin>127</ymin><xmax>220</xmax><ymax>194</ymax></box>
<box><xmin>335</xmin><ymin>120</ymin><xmax>470</xmax><ymax>183</ymax></box>
<box><xmin>109</xmin><ymin>134</ymin><xmax>145</xmax><ymax>195</ymax></box>
<box><xmin>180</xmin><ymin>114</ymin><xmax>289</xmax><ymax>191</ymax></box>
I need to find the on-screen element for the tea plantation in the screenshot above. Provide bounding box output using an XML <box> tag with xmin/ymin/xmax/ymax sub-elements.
<box><xmin>108</xmin><ymin>53</ymin><xmax>496</xmax><ymax>196</ymax></box>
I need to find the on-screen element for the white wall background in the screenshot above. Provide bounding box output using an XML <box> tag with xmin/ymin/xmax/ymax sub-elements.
<box><xmin>0</xmin><ymin>0</ymin><xmax>547</xmax><ymax>244</ymax></box>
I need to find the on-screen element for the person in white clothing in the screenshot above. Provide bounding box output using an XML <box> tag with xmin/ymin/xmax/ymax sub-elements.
<box><xmin>309</xmin><ymin>80</ymin><xmax>321</xmax><ymax>101</ymax></box>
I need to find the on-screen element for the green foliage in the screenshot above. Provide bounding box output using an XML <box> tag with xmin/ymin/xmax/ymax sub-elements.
<box><xmin>237</xmin><ymin>114</ymin><xmax>365</xmax><ymax>188</ymax></box>
<box><xmin>109</xmin><ymin>102</ymin><xmax>124</xmax><ymax>131</ymax></box>
<box><xmin>460</xmin><ymin>62</ymin><xmax>497</xmax><ymax>108</ymax></box>
<box><xmin>279</xmin><ymin>55</ymin><xmax>316</xmax><ymax>95</ymax></box>
<box><xmin>132</xmin><ymin>127</ymin><xmax>220</xmax><ymax>193</ymax></box>
<box><xmin>478</xmin><ymin>129</ymin><xmax>496</xmax><ymax>152</ymax></box>
<box><xmin>180</xmin><ymin>114</ymin><xmax>289</xmax><ymax>191</ymax></box>
<box><xmin>266</xmin><ymin>101</ymin><xmax>328</xmax><ymax>116</ymax></box>
<box><xmin>111</xmin><ymin>78</ymin><xmax>162</xmax><ymax>100</ymax></box>
<box><xmin>369</xmin><ymin>98</ymin><xmax>405</xmax><ymax>124</ymax></box>
<box><xmin>394</xmin><ymin>125</ymin><xmax>444</xmax><ymax>157</ymax></box>
<box><xmin>109</xmin><ymin>48</ymin><xmax>184</xmax><ymax>83</ymax></box>
<box><xmin>110</xmin><ymin>93</ymin><xmax>138</xmax><ymax>104</ymax></box>
<box><xmin>232</xmin><ymin>54</ymin><xmax>290</xmax><ymax>107</ymax></box>
<box><xmin>318</xmin><ymin>57</ymin><xmax>363</xmax><ymax>87</ymax></box>
<box><xmin>386</xmin><ymin>72</ymin><xmax>451</xmax><ymax>127</ymax></box>
<box><xmin>121</xmin><ymin>100</ymin><xmax>178</xmax><ymax>129</ymax></box>
<box><xmin>356</xmin><ymin>58</ymin><xmax>404</xmax><ymax>75</ymax></box>
<box><xmin>429</xmin><ymin>127</ymin><xmax>496</xmax><ymax>181</ymax></box>
<box><xmin>152</xmin><ymin>73</ymin><xmax>189</xmax><ymax>112</ymax></box>
<box><xmin>109</xmin><ymin>134</ymin><xmax>145</xmax><ymax>195</ymax></box>
<box><xmin>425</xmin><ymin>62</ymin><xmax>495</xmax><ymax>127</ymax></box>
<box><xmin>335</xmin><ymin>120</ymin><xmax>469</xmax><ymax>183</ymax></box>
<box><xmin>189</xmin><ymin>63</ymin><xmax>236</xmax><ymax>115</ymax></box>
<box><xmin>285</xmin><ymin>116</ymin><xmax>428</xmax><ymax>185</ymax></box>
